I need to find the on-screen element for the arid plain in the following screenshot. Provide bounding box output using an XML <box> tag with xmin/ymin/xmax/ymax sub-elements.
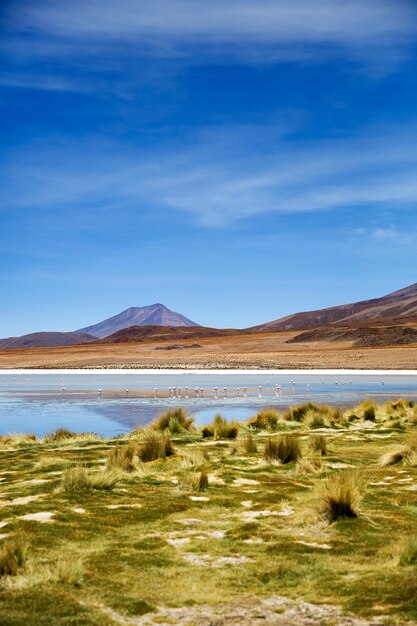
<box><xmin>1</xmin><ymin>329</ymin><xmax>417</xmax><ymax>370</ymax></box>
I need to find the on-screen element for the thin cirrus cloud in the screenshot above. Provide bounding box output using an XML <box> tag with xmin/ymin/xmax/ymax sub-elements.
<box><xmin>3</xmin><ymin>124</ymin><xmax>417</xmax><ymax>228</ymax></box>
<box><xmin>3</xmin><ymin>0</ymin><xmax>417</xmax><ymax>62</ymax></box>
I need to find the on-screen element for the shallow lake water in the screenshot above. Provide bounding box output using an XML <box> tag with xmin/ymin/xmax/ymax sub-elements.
<box><xmin>1</xmin><ymin>371</ymin><xmax>417</xmax><ymax>437</ymax></box>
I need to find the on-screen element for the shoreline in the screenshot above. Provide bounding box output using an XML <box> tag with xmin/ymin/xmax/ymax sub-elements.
<box><xmin>1</xmin><ymin>367</ymin><xmax>417</xmax><ymax>376</ymax></box>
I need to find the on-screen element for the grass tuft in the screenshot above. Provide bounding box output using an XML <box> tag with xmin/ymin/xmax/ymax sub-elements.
<box><xmin>318</xmin><ymin>470</ymin><xmax>364</xmax><ymax>523</ymax></box>
<box><xmin>0</xmin><ymin>535</ymin><xmax>30</xmax><ymax>577</ymax></box>
<box><xmin>59</xmin><ymin>466</ymin><xmax>119</xmax><ymax>493</ymax></box>
<box><xmin>204</xmin><ymin>415</ymin><xmax>240</xmax><ymax>439</ymax></box>
<box><xmin>263</xmin><ymin>434</ymin><xmax>302</xmax><ymax>464</ymax></box>
<box><xmin>44</xmin><ymin>427</ymin><xmax>77</xmax><ymax>442</ymax></box>
<box><xmin>196</xmin><ymin>468</ymin><xmax>209</xmax><ymax>492</ymax></box>
<box><xmin>238</xmin><ymin>433</ymin><xmax>258</xmax><ymax>455</ymax></box>
<box><xmin>309</xmin><ymin>434</ymin><xmax>328</xmax><ymax>456</ymax></box>
<box><xmin>55</xmin><ymin>556</ymin><xmax>84</xmax><ymax>586</ymax></box>
<box><xmin>107</xmin><ymin>443</ymin><xmax>141</xmax><ymax>472</ymax></box>
<box><xmin>246</xmin><ymin>410</ymin><xmax>279</xmax><ymax>431</ymax></box>
<box><xmin>137</xmin><ymin>432</ymin><xmax>174</xmax><ymax>462</ymax></box>
<box><xmin>151</xmin><ymin>409</ymin><xmax>195</xmax><ymax>433</ymax></box>
<box><xmin>399</xmin><ymin>536</ymin><xmax>417</xmax><ymax>566</ymax></box>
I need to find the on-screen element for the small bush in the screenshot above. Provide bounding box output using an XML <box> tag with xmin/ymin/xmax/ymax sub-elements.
<box><xmin>0</xmin><ymin>535</ymin><xmax>30</xmax><ymax>577</ymax></box>
<box><xmin>45</xmin><ymin>427</ymin><xmax>77</xmax><ymax>442</ymax></box>
<box><xmin>59</xmin><ymin>466</ymin><xmax>119</xmax><ymax>493</ymax></box>
<box><xmin>263</xmin><ymin>434</ymin><xmax>302</xmax><ymax>464</ymax></box>
<box><xmin>238</xmin><ymin>433</ymin><xmax>258</xmax><ymax>455</ymax></box>
<box><xmin>318</xmin><ymin>471</ymin><xmax>364</xmax><ymax>523</ymax></box>
<box><xmin>399</xmin><ymin>536</ymin><xmax>417</xmax><ymax>566</ymax></box>
<box><xmin>151</xmin><ymin>409</ymin><xmax>195</xmax><ymax>433</ymax></box>
<box><xmin>138</xmin><ymin>432</ymin><xmax>174</xmax><ymax>462</ymax></box>
<box><xmin>309</xmin><ymin>434</ymin><xmax>327</xmax><ymax>456</ymax></box>
<box><xmin>246</xmin><ymin>410</ymin><xmax>279</xmax><ymax>431</ymax></box>
<box><xmin>201</xmin><ymin>426</ymin><xmax>214</xmax><ymax>438</ymax></box>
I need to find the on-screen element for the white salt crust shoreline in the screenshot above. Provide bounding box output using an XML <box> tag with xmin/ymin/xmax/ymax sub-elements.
<box><xmin>1</xmin><ymin>368</ymin><xmax>417</xmax><ymax>376</ymax></box>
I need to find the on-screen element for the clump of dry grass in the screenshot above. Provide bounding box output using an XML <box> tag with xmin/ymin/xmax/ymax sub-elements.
<box><xmin>386</xmin><ymin>399</ymin><xmax>414</xmax><ymax>419</ymax></box>
<box><xmin>398</xmin><ymin>536</ymin><xmax>417</xmax><ymax>566</ymax></box>
<box><xmin>59</xmin><ymin>466</ymin><xmax>119</xmax><ymax>493</ymax></box>
<box><xmin>54</xmin><ymin>556</ymin><xmax>84</xmax><ymax>586</ymax></box>
<box><xmin>309</xmin><ymin>434</ymin><xmax>328</xmax><ymax>456</ymax></box>
<box><xmin>238</xmin><ymin>433</ymin><xmax>258</xmax><ymax>455</ymax></box>
<box><xmin>379</xmin><ymin>432</ymin><xmax>417</xmax><ymax>466</ymax></box>
<box><xmin>0</xmin><ymin>535</ymin><xmax>30</xmax><ymax>577</ymax></box>
<box><xmin>355</xmin><ymin>399</ymin><xmax>377</xmax><ymax>422</ymax></box>
<box><xmin>295</xmin><ymin>457</ymin><xmax>322</xmax><ymax>476</ymax></box>
<box><xmin>304</xmin><ymin>410</ymin><xmax>327</xmax><ymax>429</ymax></box>
<box><xmin>151</xmin><ymin>409</ymin><xmax>195</xmax><ymax>433</ymax></box>
<box><xmin>179</xmin><ymin>447</ymin><xmax>209</xmax><ymax>469</ymax></box>
<box><xmin>107</xmin><ymin>443</ymin><xmax>141</xmax><ymax>472</ymax></box>
<box><xmin>318</xmin><ymin>470</ymin><xmax>365</xmax><ymax>523</ymax></box>
<box><xmin>0</xmin><ymin>433</ymin><xmax>37</xmax><ymax>447</ymax></box>
<box><xmin>195</xmin><ymin>468</ymin><xmax>209</xmax><ymax>492</ymax></box>
<box><xmin>138</xmin><ymin>431</ymin><xmax>174</xmax><ymax>462</ymax></box>
<box><xmin>263</xmin><ymin>434</ymin><xmax>302</xmax><ymax>464</ymax></box>
<box><xmin>203</xmin><ymin>415</ymin><xmax>240</xmax><ymax>439</ymax></box>
<box><xmin>44</xmin><ymin>427</ymin><xmax>77</xmax><ymax>443</ymax></box>
<box><xmin>246</xmin><ymin>410</ymin><xmax>279</xmax><ymax>431</ymax></box>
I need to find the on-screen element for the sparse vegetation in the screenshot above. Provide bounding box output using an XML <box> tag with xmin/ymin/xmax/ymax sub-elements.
<box><xmin>1</xmin><ymin>398</ymin><xmax>417</xmax><ymax>624</ymax></box>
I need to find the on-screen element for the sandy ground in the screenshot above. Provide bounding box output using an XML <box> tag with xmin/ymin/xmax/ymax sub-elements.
<box><xmin>0</xmin><ymin>330</ymin><xmax>416</xmax><ymax>369</ymax></box>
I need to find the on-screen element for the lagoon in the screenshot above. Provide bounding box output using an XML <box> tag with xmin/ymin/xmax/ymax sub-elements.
<box><xmin>1</xmin><ymin>369</ymin><xmax>417</xmax><ymax>437</ymax></box>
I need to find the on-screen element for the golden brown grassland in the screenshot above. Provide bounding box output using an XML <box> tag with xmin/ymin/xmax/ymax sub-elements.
<box><xmin>0</xmin><ymin>400</ymin><xmax>417</xmax><ymax>625</ymax></box>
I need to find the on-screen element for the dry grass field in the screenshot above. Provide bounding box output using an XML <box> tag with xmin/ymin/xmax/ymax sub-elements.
<box><xmin>0</xmin><ymin>330</ymin><xmax>417</xmax><ymax>369</ymax></box>
<box><xmin>1</xmin><ymin>401</ymin><xmax>417</xmax><ymax>625</ymax></box>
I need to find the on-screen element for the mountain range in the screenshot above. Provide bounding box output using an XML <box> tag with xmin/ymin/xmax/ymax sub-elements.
<box><xmin>250</xmin><ymin>282</ymin><xmax>417</xmax><ymax>332</ymax></box>
<box><xmin>1</xmin><ymin>283</ymin><xmax>417</xmax><ymax>349</ymax></box>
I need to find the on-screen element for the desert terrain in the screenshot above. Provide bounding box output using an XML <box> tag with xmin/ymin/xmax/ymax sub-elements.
<box><xmin>1</xmin><ymin>328</ymin><xmax>417</xmax><ymax>370</ymax></box>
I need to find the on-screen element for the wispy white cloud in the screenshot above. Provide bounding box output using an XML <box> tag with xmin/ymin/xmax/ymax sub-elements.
<box><xmin>2</xmin><ymin>0</ymin><xmax>417</xmax><ymax>66</ymax></box>
<box><xmin>2</xmin><ymin>123</ymin><xmax>417</xmax><ymax>228</ymax></box>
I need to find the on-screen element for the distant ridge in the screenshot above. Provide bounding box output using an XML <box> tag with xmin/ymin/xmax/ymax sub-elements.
<box><xmin>96</xmin><ymin>325</ymin><xmax>240</xmax><ymax>344</ymax></box>
<box><xmin>77</xmin><ymin>304</ymin><xmax>199</xmax><ymax>338</ymax></box>
<box><xmin>0</xmin><ymin>331</ymin><xmax>97</xmax><ymax>350</ymax></box>
<box><xmin>250</xmin><ymin>282</ymin><xmax>417</xmax><ymax>332</ymax></box>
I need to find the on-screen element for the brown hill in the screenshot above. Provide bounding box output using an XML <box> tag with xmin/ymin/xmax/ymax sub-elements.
<box><xmin>251</xmin><ymin>282</ymin><xmax>417</xmax><ymax>332</ymax></box>
<box><xmin>287</xmin><ymin>325</ymin><xmax>417</xmax><ymax>348</ymax></box>
<box><xmin>96</xmin><ymin>325</ymin><xmax>241</xmax><ymax>344</ymax></box>
<box><xmin>0</xmin><ymin>331</ymin><xmax>97</xmax><ymax>350</ymax></box>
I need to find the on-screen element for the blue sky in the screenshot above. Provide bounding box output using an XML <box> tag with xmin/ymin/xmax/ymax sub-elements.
<box><xmin>1</xmin><ymin>0</ymin><xmax>417</xmax><ymax>335</ymax></box>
